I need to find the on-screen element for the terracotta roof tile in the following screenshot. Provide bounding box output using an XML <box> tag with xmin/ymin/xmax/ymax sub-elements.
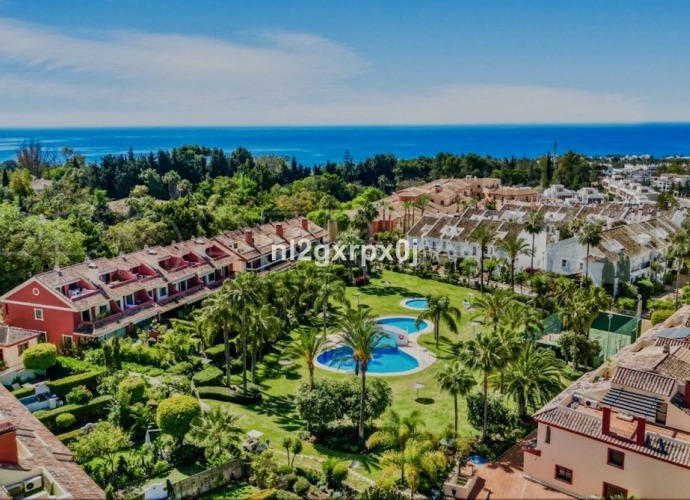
<box><xmin>611</xmin><ymin>366</ymin><xmax>676</xmax><ymax>397</ymax></box>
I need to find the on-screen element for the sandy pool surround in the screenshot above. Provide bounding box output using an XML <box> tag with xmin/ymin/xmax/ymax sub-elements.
<box><xmin>400</xmin><ymin>297</ymin><xmax>429</xmax><ymax>310</ymax></box>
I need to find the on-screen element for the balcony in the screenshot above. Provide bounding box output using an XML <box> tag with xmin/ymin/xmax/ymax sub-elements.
<box><xmin>74</xmin><ymin>301</ymin><xmax>155</xmax><ymax>335</ymax></box>
<box><xmin>157</xmin><ymin>284</ymin><xmax>205</xmax><ymax>307</ymax></box>
<box><xmin>442</xmin><ymin>463</ymin><xmax>478</xmax><ymax>500</ymax></box>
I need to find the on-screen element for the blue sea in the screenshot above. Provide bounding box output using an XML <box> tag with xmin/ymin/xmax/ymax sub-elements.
<box><xmin>1</xmin><ymin>124</ymin><xmax>690</xmax><ymax>166</ymax></box>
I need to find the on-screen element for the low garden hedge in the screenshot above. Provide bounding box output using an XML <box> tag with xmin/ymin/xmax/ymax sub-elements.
<box><xmin>651</xmin><ymin>309</ymin><xmax>674</xmax><ymax>326</ymax></box>
<box><xmin>56</xmin><ymin>428</ymin><xmax>85</xmax><ymax>445</ymax></box>
<box><xmin>192</xmin><ymin>366</ymin><xmax>224</xmax><ymax>387</ymax></box>
<box><xmin>196</xmin><ymin>385</ymin><xmax>262</xmax><ymax>405</ymax></box>
<box><xmin>11</xmin><ymin>387</ymin><xmax>35</xmax><ymax>399</ymax></box>
<box><xmin>46</xmin><ymin>370</ymin><xmax>104</xmax><ymax>398</ymax></box>
<box><xmin>35</xmin><ymin>395</ymin><xmax>112</xmax><ymax>431</ymax></box>
<box><xmin>204</xmin><ymin>344</ymin><xmax>226</xmax><ymax>363</ymax></box>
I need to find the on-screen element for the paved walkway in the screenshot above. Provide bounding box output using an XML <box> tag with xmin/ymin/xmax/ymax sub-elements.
<box><xmin>467</xmin><ymin>434</ymin><xmax>572</xmax><ymax>500</ymax></box>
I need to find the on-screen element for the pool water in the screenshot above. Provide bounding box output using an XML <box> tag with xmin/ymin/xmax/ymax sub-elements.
<box><xmin>404</xmin><ymin>298</ymin><xmax>429</xmax><ymax>310</ymax></box>
<box><xmin>468</xmin><ymin>454</ymin><xmax>489</xmax><ymax>465</ymax></box>
<box><xmin>317</xmin><ymin>345</ymin><xmax>420</xmax><ymax>374</ymax></box>
<box><xmin>376</xmin><ymin>317</ymin><xmax>429</xmax><ymax>334</ymax></box>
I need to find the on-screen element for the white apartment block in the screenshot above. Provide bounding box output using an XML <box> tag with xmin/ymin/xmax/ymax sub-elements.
<box><xmin>602</xmin><ymin>175</ymin><xmax>657</xmax><ymax>203</ymax></box>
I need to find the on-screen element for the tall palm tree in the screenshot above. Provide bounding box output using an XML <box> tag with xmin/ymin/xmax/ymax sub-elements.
<box><xmin>468</xmin><ymin>224</ymin><xmax>497</xmax><ymax>291</ymax></box>
<box><xmin>287</xmin><ymin>328</ymin><xmax>331</xmax><ymax>390</ymax></box>
<box><xmin>496</xmin><ymin>235</ymin><xmax>531</xmax><ymax>290</ymax></box>
<box><xmin>500</xmin><ymin>304</ymin><xmax>544</xmax><ymax>341</ymax></box>
<box><xmin>338</xmin><ymin>230</ymin><xmax>362</xmax><ymax>284</ymax></box>
<box><xmin>437</xmin><ymin>361</ymin><xmax>476</xmax><ymax>431</ymax></box>
<box><xmin>249</xmin><ymin>304</ymin><xmax>281</xmax><ymax>384</ymax></box>
<box><xmin>367</xmin><ymin>410</ymin><xmax>426</xmax><ymax>484</ymax></box>
<box><xmin>190</xmin><ymin>406</ymin><xmax>243</xmax><ymax>459</ymax></box>
<box><xmin>333</xmin><ymin>307</ymin><xmax>389</xmax><ymax>444</ymax></box>
<box><xmin>314</xmin><ymin>270</ymin><xmax>350</xmax><ymax>337</ymax></box>
<box><xmin>494</xmin><ymin>326</ymin><xmax>523</xmax><ymax>393</ymax></box>
<box><xmin>577</xmin><ymin>222</ymin><xmax>603</xmax><ymax>286</ymax></box>
<box><xmin>459</xmin><ymin>332</ymin><xmax>502</xmax><ymax>442</ymax></box>
<box><xmin>414</xmin><ymin>294</ymin><xmax>462</xmax><ymax>348</ymax></box>
<box><xmin>524</xmin><ymin>210</ymin><xmax>545</xmax><ymax>272</ymax></box>
<box><xmin>473</xmin><ymin>289</ymin><xmax>518</xmax><ymax>333</ymax></box>
<box><xmin>224</xmin><ymin>272</ymin><xmax>263</xmax><ymax>394</ymax></box>
<box><xmin>415</xmin><ymin>195</ymin><xmax>432</xmax><ymax>219</ymax></box>
<box><xmin>499</xmin><ymin>343</ymin><xmax>564</xmax><ymax>420</ymax></box>
<box><xmin>199</xmin><ymin>289</ymin><xmax>235</xmax><ymax>387</ymax></box>
<box><xmin>670</xmin><ymin>231</ymin><xmax>690</xmax><ymax>308</ymax></box>
<box><xmin>402</xmin><ymin>201</ymin><xmax>414</xmax><ymax>233</ymax></box>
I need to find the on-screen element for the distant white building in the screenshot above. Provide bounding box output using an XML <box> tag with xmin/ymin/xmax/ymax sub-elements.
<box><xmin>543</xmin><ymin>184</ymin><xmax>575</xmax><ymax>202</ymax></box>
<box><xmin>602</xmin><ymin>175</ymin><xmax>657</xmax><ymax>203</ymax></box>
<box><xmin>576</xmin><ymin>187</ymin><xmax>606</xmax><ymax>204</ymax></box>
<box><xmin>652</xmin><ymin>174</ymin><xmax>690</xmax><ymax>192</ymax></box>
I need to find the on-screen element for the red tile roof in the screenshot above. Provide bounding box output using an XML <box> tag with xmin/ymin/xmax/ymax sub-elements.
<box><xmin>611</xmin><ymin>366</ymin><xmax>676</xmax><ymax>397</ymax></box>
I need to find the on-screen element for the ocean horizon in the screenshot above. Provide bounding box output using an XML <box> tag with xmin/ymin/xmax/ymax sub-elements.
<box><xmin>1</xmin><ymin>123</ymin><xmax>690</xmax><ymax>166</ymax></box>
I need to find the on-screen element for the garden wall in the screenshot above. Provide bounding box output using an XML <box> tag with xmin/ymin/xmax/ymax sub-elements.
<box><xmin>172</xmin><ymin>458</ymin><xmax>244</xmax><ymax>499</ymax></box>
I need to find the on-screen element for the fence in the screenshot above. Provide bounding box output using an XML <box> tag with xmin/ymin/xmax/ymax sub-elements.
<box><xmin>138</xmin><ymin>458</ymin><xmax>244</xmax><ymax>500</ymax></box>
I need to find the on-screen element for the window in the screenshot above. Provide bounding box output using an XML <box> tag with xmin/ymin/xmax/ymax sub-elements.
<box><xmin>34</xmin><ymin>308</ymin><xmax>44</xmax><ymax>321</ymax></box>
<box><xmin>561</xmin><ymin>259</ymin><xmax>567</xmax><ymax>268</ymax></box>
<box><xmin>125</xmin><ymin>294</ymin><xmax>134</xmax><ymax>306</ymax></box>
<box><xmin>472</xmin><ymin>247</ymin><xmax>477</xmax><ymax>256</ymax></box>
<box><xmin>607</xmin><ymin>449</ymin><xmax>624</xmax><ymax>469</ymax></box>
<box><xmin>158</xmin><ymin>287</ymin><xmax>168</xmax><ymax>298</ymax></box>
<box><xmin>555</xmin><ymin>465</ymin><xmax>572</xmax><ymax>484</ymax></box>
<box><xmin>99</xmin><ymin>305</ymin><xmax>108</xmax><ymax>315</ymax></box>
<box><xmin>545</xmin><ymin>426</ymin><xmax>551</xmax><ymax>444</ymax></box>
<box><xmin>0</xmin><ymin>349</ymin><xmax>3</xmax><ymax>362</ymax></box>
<box><xmin>62</xmin><ymin>335</ymin><xmax>73</xmax><ymax>349</ymax></box>
<box><xmin>603</xmin><ymin>483</ymin><xmax>627</xmax><ymax>499</ymax></box>
<box><xmin>82</xmin><ymin>310</ymin><xmax>91</xmax><ymax>322</ymax></box>
<box><xmin>147</xmin><ymin>290</ymin><xmax>153</xmax><ymax>299</ymax></box>
<box><xmin>18</xmin><ymin>343</ymin><xmax>29</xmax><ymax>355</ymax></box>
<box><xmin>579</xmin><ymin>262</ymin><xmax>584</xmax><ymax>271</ymax></box>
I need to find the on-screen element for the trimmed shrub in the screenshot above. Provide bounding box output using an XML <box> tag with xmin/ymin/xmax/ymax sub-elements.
<box><xmin>46</xmin><ymin>370</ymin><xmax>104</xmax><ymax>398</ymax></box>
<box><xmin>293</xmin><ymin>478</ymin><xmax>310</xmax><ymax>497</ymax></box>
<box><xmin>12</xmin><ymin>387</ymin><xmax>35</xmax><ymax>399</ymax></box>
<box><xmin>56</xmin><ymin>428</ymin><xmax>84</xmax><ymax>445</ymax></box>
<box><xmin>615</xmin><ymin>297</ymin><xmax>636</xmax><ymax>311</ymax></box>
<box><xmin>636</xmin><ymin>279</ymin><xmax>655</xmax><ymax>298</ymax></box>
<box><xmin>35</xmin><ymin>395</ymin><xmax>112</xmax><ymax>431</ymax></box>
<box><xmin>54</xmin><ymin>356</ymin><xmax>100</xmax><ymax>375</ymax></box>
<box><xmin>55</xmin><ymin>412</ymin><xmax>76</xmax><ymax>429</ymax></box>
<box><xmin>204</xmin><ymin>344</ymin><xmax>226</xmax><ymax>363</ymax></box>
<box><xmin>153</xmin><ymin>460</ymin><xmax>170</xmax><ymax>475</ymax></box>
<box><xmin>22</xmin><ymin>344</ymin><xmax>57</xmax><ymax>371</ymax></box>
<box><xmin>168</xmin><ymin>362</ymin><xmax>193</xmax><ymax>377</ymax></box>
<box><xmin>652</xmin><ymin>309</ymin><xmax>674</xmax><ymax>326</ymax></box>
<box><xmin>118</xmin><ymin>376</ymin><xmax>146</xmax><ymax>403</ymax></box>
<box><xmin>192</xmin><ymin>366</ymin><xmax>224</xmax><ymax>387</ymax></box>
<box><xmin>156</xmin><ymin>395</ymin><xmax>201</xmax><ymax>441</ymax></box>
<box><xmin>66</xmin><ymin>386</ymin><xmax>93</xmax><ymax>405</ymax></box>
<box><xmin>196</xmin><ymin>386</ymin><xmax>262</xmax><ymax>405</ymax></box>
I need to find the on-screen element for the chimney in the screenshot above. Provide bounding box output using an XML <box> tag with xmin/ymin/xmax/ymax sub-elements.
<box><xmin>301</xmin><ymin>218</ymin><xmax>309</xmax><ymax>231</ymax></box>
<box><xmin>684</xmin><ymin>378</ymin><xmax>690</xmax><ymax>407</ymax></box>
<box><xmin>636</xmin><ymin>417</ymin><xmax>646</xmax><ymax>446</ymax></box>
<box><xmin>435</xmin><ymin>185</ymin><xmax>442</xmax><ymax>193</ymax></box>
<box><xmin>663</xmin><ymin>345</ymin><xmax>670</xmax><ymax>355</ymax></box>
<box><xmin>602</xmin><ymin>407</ymin><xmax>611</xmax><ymax>435</ymax></box>
<box><xmin>0</xmin><ymin>421</ymin><xmax>19</xmax><ymax>464</ymax></box>
<box><xmin>244</xmin><ymin>229</ymin><xmax>253</xmax><ymax>245</ymax></box>
<box><xmin>275</xmin><ymin>223</ymin><xmax>283</xmax><ymax>238</ymax></box>
<box><xmin>327</xmin><ymin>219</ymin><xmax>338</xmax><ymax>243</ymax></box>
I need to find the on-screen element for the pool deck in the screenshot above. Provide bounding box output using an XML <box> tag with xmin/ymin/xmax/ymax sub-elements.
<box><xmin>315</xmin><ymin>331</ymin><xmax>437</xmax><ymax>377</ymax></box>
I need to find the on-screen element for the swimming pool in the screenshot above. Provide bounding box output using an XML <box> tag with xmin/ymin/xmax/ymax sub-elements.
<box><xmin>376</xmin><ymin>316</ymin><xmax>430</xmax><ymax>334</ymax></box>
<box><xmin>317</xmin><ymin>345</ymin><xmax>420</xmax><ymax>374</ymax></box>
<box><xmin>401</xmin><ymin>298</ymin><xmax>429</xmax><ymax>310</ymax></box>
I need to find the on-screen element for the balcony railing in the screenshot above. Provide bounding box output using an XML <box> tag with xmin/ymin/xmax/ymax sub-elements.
<box><xmin>74</xmin><ymin>301</ymin><xmax>155</xmax><ymax>334</ymax></box>
<box><xmin>70</xmin><ymin>289</ymin><xmax>100</xmax><ymax>301</ymax></box>
<box><xmin>157</xmin><ymin>284</ymin><xmax>205</xmax><ymax>307</ymax></box>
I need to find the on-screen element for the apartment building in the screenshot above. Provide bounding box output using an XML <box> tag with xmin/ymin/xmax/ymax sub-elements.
<box><xmin>523</xmin><ymin>306</ymin><xmax>690</xmax><ymax>499</ymax></box>
<box><xmin>652</xmin><ymin>174</ymin><xmax>690</xmax><ymax>192</ymax></box>
<box><xmin>602</xmin><ymin>175</ymin><xmax>657</xmax><ymax>203</ymax></box>
<box><xmin>0</xmin><ymin>217</ymin><xmax>326</xmax><ymax>350</ymax></box>
<box><xmin>0</xmin><ymin>384</ymin><xmax>105</xmax><ymax>499</ymax></box>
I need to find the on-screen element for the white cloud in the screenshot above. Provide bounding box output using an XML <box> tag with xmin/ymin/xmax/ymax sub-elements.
<box><xmin>0</xmin><ymin>17</ymin><xmax>650</xmax><ymax>126</ymax></box>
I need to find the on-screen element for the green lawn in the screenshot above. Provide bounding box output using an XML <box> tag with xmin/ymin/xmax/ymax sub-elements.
<box><xmin>205</xmin><ymin>271</ymin><xmax>480</xmax><ymax>482</ymax></box>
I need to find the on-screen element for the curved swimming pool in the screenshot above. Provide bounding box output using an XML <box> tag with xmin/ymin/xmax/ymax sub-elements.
<box><xmin>317</xmin><ymin>345</ymin><xmax>420</xmax><ymax>374</ymax></box>
<box><xmin>402</xmin><ymin>298</ymin><xmax>429</xmax><ymax>310</ymax></box>
<box><xmin>376</xmin><ymin>316</ymin><xmax>430</xmax><ymax>334</ymax></box>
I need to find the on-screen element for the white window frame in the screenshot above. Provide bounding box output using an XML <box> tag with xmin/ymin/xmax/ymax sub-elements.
<box><xmin>158</xmin><ymin>286</ymin><xmax>168</xmax><ymax>298</ymax></box>
<box><xmin>34</xmin><ymin>308</ymin><xmax>44</xmax><ymax>321</ymax></box>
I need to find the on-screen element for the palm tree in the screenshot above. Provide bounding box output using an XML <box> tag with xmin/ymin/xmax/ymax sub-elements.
<box><xmin>402</xmin><ymin>201</ymin><xmax>414</xmax><ymax>233</ymax></box>
<box><xmin>338</xmin><ymin>230</ymin><xmax>362</xmax><ymax>284</ymax></box>
<box><xmin>414</xmin><ymin>294</ymin><xmax>462</xmax><ymax>348</ymax></box>
<box><xmin>199</xmin><ymin>289</ymin><xmax>235</xmax><ymax>387</ymax></box>
<box><xmin>468</xmin><ymin>224</ymin><xmax>497</xmax><ymax>292</ymax></box>
<box><xmin>494</xmin><ymin>326</ymin><xmax>523</xmax><ymax>393</ymax></box>
<box><xmin>314</xmin><ymin>270</ymin><xmax>350</xmax><ymax>337</ymax></box>
<box><xmin>459</xmin><ymin>332</ymin><xmax>502</xmax><ymax>442</ymax></box>
<box><xmin>158</xmin><ymin>328</ymin><xmax>200</xmax><ymax>364</ymax></box>
<box><xmin>380</xmin><ymin>439</ymin><xmax>446</xmax><ymax>497</ymax></box>
<box><xmin>367</xmin><ymin>410</ymin><xmax>426</xmax><ymax>484</ymax></box>
<box><xmin>460</xmin><ymin>258</ymin><xmax>477</xmax><ymax>286</ymax></box>
<box><xmin>437</xmin><ymin>361</ymin><xmax>476</xmax><ymax>431</ymax></box>
<box><xmin>333</xmin><ymin>307</ymin><xmax>389</xmax><ymax>444</ymax></box>
<box><xmin>577</xmin><ymin>222</ymin><xmax>603</xmax><ymax>286</ymax></box>
<box><xmin>249</xmin><ymin>304</ymin><xmax>281</xmax><ymax>384</ymax></box>
<box><xmin>499</xmin><ymin>343</ymin><xmax>564</xmax><ymax>420</ymax></box>
<box><xmin>670</xmin><ymin>231</ymin><xmax>690</xmax><ymax>308</ymax></box>
<box><xmin>171</xmin><ymin>313</ymin><xmax>212</xmax><ymax>349</ymax></box>
<box><xmin>500</xmin><ymin>304</ymin><xmax>544</xmax><ymax>340</ymax></box>
<box><xmin>473</xmin><ymin>289</ymin><xmax>518</xmax><ymax>333</ymax></box>
<box><xmin>496</xmin><ymin>235</ymin><xmax>531</xmax><ymax>290</ymax></box>
<box><xmin>415</xmin><ymin>195</ymin><xmax>432</xmax><ymax>219</ymax></box>
<box><xmin>524</xmin><ymin>210</ymin><xmax>545</xmax><ymax>272</ymax></box>
<box><xmin>322</xmin><ymin>195</ymin><xmax>339</xmax><ymax>217</ymax></box>
<box><xmin>190</xmin><ymin>406</ymin><xmax>243</xmax><ymax>459</ymax></box>
<box><xmin>224</xmin><ymin>272</ymin><xmax>263</xmax><ymax>394</ymax></box>
<box><xmin>287</xmin><ymin>328</ymin><xmax>331</xmax><ymax>390</ymax></box>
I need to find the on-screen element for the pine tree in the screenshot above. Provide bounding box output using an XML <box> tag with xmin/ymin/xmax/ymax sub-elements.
<box><xmin>1</xmin><ymin>169</ymin><xmax>9</xmax><ymax>187</ymax></box>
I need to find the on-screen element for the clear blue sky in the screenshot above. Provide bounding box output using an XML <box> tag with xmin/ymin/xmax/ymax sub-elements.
<box><xmin>0</xmin><ymin>0</ymin><xmax>688</xmax><ymax>126</ymax></box>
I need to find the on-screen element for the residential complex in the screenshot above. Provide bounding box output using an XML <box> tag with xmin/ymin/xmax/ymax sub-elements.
<box><xmin>523</xmin><ymin>306</ymin><xmax>690</xmax><ymax>499</ymax></box>
<box><xmin>0</xmin><ymin>384</ymin><xmax>105</xmax><ymax>499</ymax></box>
<box><xmin>0</xmin><ymin>217</ymin><xmax>326</xmax><ymax>354</ymax></box>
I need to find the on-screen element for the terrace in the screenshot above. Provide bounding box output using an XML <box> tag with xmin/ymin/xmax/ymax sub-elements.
<box><xmin>73</xmin><ymin>301</ymin><xmax>156</xmax><ymax>336</ymax></box>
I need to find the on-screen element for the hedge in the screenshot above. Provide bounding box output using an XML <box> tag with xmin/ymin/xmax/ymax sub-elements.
<box><xmin>196</xmin><ymin>386</ymin><xmax>262</xmax><ymax>405</ymax></box>
<box><xmin>192</xmin><ymin>366</ymin><xmax>224</xmax><ymax>387</ymax></box>
<box><xmin>46</xmin><ymin>370</ymin><xmax>104</xmax><ymax>399</ymax></box>
<box><xmin>56</xmin><ymin>412</ymin><xmax>76</xmax><ymax>429</ymax></box>
<box><xmin>11</xmin><ymin>387</ymin><xmax>35</xmax><ymax>399</ymax></box>
<box><xmin>204</xmin><ymin>344</ymin><xmax>226</xmax><ymax>363</ymax></box>
<box><xmin>35</xmin><ymin>395</ymin><xmax>112</xmax><ymax>431</ymax></box>
<box><xmin>22</xmin><ymin>343</ymin><xmax>58</xmax><ymax>371</ymax></box>
<box><xmin>56</xmin><ymin>428</ymin><xmax>85</xmax><ymax>445</ymax></box>
<box><xmin>652</xmin><ymin>309</ymin><xmax>675</xmax><ymax>326</ymax></box>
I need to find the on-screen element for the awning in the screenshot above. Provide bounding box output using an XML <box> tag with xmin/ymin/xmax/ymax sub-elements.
<box><xmin>601</xmin><ymin>387</ymin><xmax>664</xmax><ymax>418</ymax></box>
